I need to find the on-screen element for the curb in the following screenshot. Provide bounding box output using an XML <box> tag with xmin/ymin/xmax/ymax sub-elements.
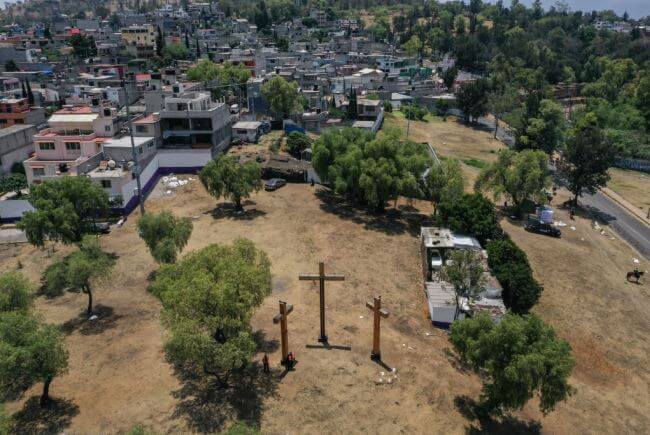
<box><xmin>600</xmin><ymin>188</ymin><xmax>650</xmax><ymax>227</ymax></box>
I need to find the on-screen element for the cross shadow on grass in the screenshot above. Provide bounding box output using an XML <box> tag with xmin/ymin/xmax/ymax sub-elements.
<box><xmin>171</xmin><ymin>363</ymin><xmax>280</xmax><ymax>433</ymax></box>
<box><xmin>61</xmin><ymin>304</ymin><xmax>121</xmax><ymax>336</ymax></box>
<box><xmin>315</xmin><ymin>188</ymin><xmax>433</xmax><ymax>236</ymax></box>
<box><xmin>205</xmin><ymin>201</ymin><xmax>267</xmax><ymax>221</ymax></box>
<box><xmin>454</xmin><ymin>395</ymin><xmax>542</xmax><ymax>435</ymax></box>
<box><xmin>12</xmin><ymin>396</ymin><xmax>79</xmax><ymax>434</ymax></box>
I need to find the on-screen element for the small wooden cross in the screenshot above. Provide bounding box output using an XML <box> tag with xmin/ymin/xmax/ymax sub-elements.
<box><xmin>273</xmin><ymin>300</ymin><xmax>294</xmax><ymax>365</ymax></box>
<box><xmin>299</xmin><ymin>261</ymin><xmax>345</xmax><ymax>343</ymax></box>
<box><xmin>366</xmin><ymin>295</ymin><xmax>389</xmax><ymax>360</ymax></box>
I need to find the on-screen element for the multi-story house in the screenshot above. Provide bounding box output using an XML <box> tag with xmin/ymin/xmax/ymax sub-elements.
<box><xmin>0</xmin><ymin>97</ymin><xmax>45</xmax><ymax>129</ymax></box>
<box><xmin>23</xmin><ymin>105</ymin><xmax>122</xmax><ymax>185</ymax></box>
<box><xmin>159</xmin><ymin>91</ymin><xmax>232</xmax><ymax>159</ymax></box>
<box><xmin>121</xmin><ymin>25</ymin><xmax>157</xmax><ymax>58</ymax></box>
<box><xmin>0</xmin><ymin>77</ymin><xmax>22</xmax><ymax>99</ymax></box>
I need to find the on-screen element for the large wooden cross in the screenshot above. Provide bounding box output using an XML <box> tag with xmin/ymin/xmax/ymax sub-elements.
<box><xmin>273</xmin><ymin>300</ymin><xmax>294</xmax><ymax>365</ymax></box>
<box><xmin>299</xmin><ymin>262</ymin><xmax>345</xmax><ymax>343</ymax></box>
<box><xmin>366</xmin><ymin>295</ymin><xmax>389</xmax><ymax>360</ymax></box>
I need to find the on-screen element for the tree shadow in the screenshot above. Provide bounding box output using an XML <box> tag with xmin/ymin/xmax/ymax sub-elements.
<box><xmin>12</xmin><ymin>396</ymin><xmax>79</xmax><ymax>434</ymax></box>
<box><xmin>206</xmin><ymin>202</ymin><xmax>267</xmax><ymax>221</ymax></box>
<box><xmin>454</xmin><ymin>396</ymin><xmax>542</xmax><ymax>435</ymax></box>
<box><xmin>315</xmin><ymin>188</ymin><xmax>433</xmax><ymax>236</ymax></box>
<box><xmin>61</xmin><ymin>304</ymin><xmax>121</xmax><ymax>336</ymax></box>
<box><xmin>252</xmin><ymin>330</ymin><xmax>280</xmax><ymax>354</ymax></box>
<box><xmin>171</xmin><ymin>363</ymin><xmax>280</xmax><ymax>433</ymax></box>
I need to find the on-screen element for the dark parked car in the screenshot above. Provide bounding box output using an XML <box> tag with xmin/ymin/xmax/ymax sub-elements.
<box><xmin>264</xmin><ymin>178</ymin><xmax>287</xmax><ymax>191</ymax></box>
<box><xmin>525</xmin><ymin>217</ymin><xmax>561</xmax><ymax>238</ymax></box>
<box><xmin>92</xmin><ymin>222</ymin><xmax>111</xmax><ymax>234</ymax></box>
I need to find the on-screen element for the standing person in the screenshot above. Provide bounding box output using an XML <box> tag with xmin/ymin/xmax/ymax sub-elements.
<box><xmin>287</xmin><ymin>352</ymin><xmax>295</xmax><ymax>370</ymax></box>
<box><xmin>262</xmin><ymin>353</ymin><xmax>270</xmax><ymax>374</ymax></box>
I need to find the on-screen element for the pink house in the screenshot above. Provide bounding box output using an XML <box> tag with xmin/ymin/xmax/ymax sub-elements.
<box><xmin>23</xmin><ymin>106</ymin><xmax>119</xmax><ymax>185</ymax></box>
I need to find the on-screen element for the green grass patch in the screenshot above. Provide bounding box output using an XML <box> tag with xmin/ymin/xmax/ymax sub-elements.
<box><xmin>463</xmin><ymin>158</ymin><xmax>488</xmax><ymax>169</ymax></box>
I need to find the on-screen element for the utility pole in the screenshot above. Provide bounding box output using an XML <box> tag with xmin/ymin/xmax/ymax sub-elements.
<box><xmin>122</xmin><ymin>77</ymin><xmax>145</xmax><ymax>215</ymax></box>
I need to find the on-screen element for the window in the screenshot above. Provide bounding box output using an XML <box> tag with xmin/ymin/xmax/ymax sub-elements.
<box><xmin>38</xmin><ymin>142</ymin><xmax>55</xmax><ymax>150</ymax></box>
<box><xmin>147</xmin><ymin>141</ymin><xmax>154</xmax><ymax>148</ymax></box>
<box><xmin>65</xmin><ymin>142</ymin><xmax>80</xmax><ymax>150</ymax></box>
<box><xmin>100</xmin><ymin>180</ymin><xmax>112</xmax><ymax>188</ymax></box>
<box><xmin>135</xmin><ymin>125</ymin><xmax>148</xmax><ymax>133</ymax></box>
<box><xmin>104</xmin><ymin>125</ymin><xmax>111</xmax><ymax>132</ymax></box>
<box><xmin>33</xmin><ymin>167</ymin><xmax>45</xmax><ymax>176</ymax></box>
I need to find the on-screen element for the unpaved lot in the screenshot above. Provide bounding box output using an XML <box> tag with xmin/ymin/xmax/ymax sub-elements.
<box><xmin>1</xmin><ymin>176</ymin><xmax>648</xmax><ymax>434</ymax></box>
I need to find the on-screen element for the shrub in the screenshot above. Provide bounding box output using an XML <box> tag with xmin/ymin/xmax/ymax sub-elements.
<box><xmin>401</xmin><ymin>104</ymin><xmax>428</xmax><ymax>121</ymax></box>
<box><xmin>286</xmin><ymin>131</ymin><xmax>312</xmax><ymax>157</ymax></box>
<box><xmin>41</xmin><ymin>261</ymin><xmax>68</xmax><ymax>298</ymax></box>
<box><xmin>486</xmin><ymin>238</ymin><xmax>543</xmax><ymax>313</ymax></box>
<box><xmin>438</xmin><ymin>193</ymin><xmax>503</xmax><ymax>245</ymax></box>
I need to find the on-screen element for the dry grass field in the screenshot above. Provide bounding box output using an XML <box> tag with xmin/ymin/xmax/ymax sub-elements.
<box><xmin>1</xmin><ymin>119</ymin><xmax>648</xmax><ymax>434</ymax></box>
<box><xmin>383</xmin><ymin>112</ymin><xmax>505</xmax><ymax>187</ymax></box>
<box><xmin>1</xmin><ymin>176</ymin><xmax>647</xmax><ymax>434</ymax></box>
<box><xmin>608</xmin><ymin>168</ymin><xmax>650</xmax><ymax>214</ymax></box>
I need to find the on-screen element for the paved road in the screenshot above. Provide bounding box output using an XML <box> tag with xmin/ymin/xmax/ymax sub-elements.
<box><xmin>580</xmin><ymin>191</ymin><xmax>650</xmax><ymax>260</ymax></box>
<box><xmin>466</xmin><ymin>111</ymin><xmax>650</xmax><ymax>259</ymax></box>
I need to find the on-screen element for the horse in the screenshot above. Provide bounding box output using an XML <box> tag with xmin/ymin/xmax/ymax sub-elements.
<box><xmin>626</xmin><ymin>270</ymin><xmax>645</xmax><ymax>284</ymax></box>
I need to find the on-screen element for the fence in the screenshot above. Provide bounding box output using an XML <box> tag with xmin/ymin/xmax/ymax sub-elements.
<box><xmin>614</xmin><ymin>158</ymin><xmax>650</xmax><ymax>173</ymax></box>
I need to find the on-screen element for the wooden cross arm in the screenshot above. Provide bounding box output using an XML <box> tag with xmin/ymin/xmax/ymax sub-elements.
<box><xmin>366</xmin><ymin>301</ymin><xmax>389</xmax><ymax>318</ymax></box>
<box><xmin>274</xmin><ymin>303</ymin><xmax>294</xmax><ymax>323</ymax></box>
<box><xmin>378</xmin><ymin>308</ymin><xmax>389</xmax><ymax>318</ymax></box>
<box><xmin>299</xmin><ymin>274</ymin><xmax>345</xmax><ymax>281</ymax></box>
<box><xmin>273</xmin><ymin>314</ymin><xmax>282</xmax><ymax>324</ymax></box>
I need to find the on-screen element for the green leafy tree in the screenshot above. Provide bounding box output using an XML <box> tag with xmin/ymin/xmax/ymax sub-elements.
<box><xmin>286</xmin><ymin>132</ymin><xmax>312</xmax><ymax>157</ymax></box>
<box><xmin>0</xmin><ymin>173</ymin><xmax>27</xmax><ymax>196</ymax></box>
<box><xmin>261</xmin><ymin>75</ymin><xmax>301</xmax><ymax>120</ymax></box>
<box><xmin>442</xmin><ymin>66</ymin><xmax>458</xmax><ymax>90</ymax></box>
<box><xmin>4</xmin><ymin>60</ymin><xmax>18</xmax><ymax>72</ymax></box>
<box><xmin>149</xmin><ymin>239</ymin><xmax>271</xmax><ymax>386</ymax></box>
<box><xmin>426</xmin><ymin>158</ymin><xmax>464</xmax><ymax>216</ymax></box>
<box><xmin>486</xmin><ymin>238</ymin><xmax>542</xmax><ymax>313</ymax></box>
<box><xmin>488</xmin><ymin>85</ymin><xmax>518</xmax><ymax>139</ymax></box>
<box><xmin>18</xmin><ymin>177</ymin><xmax>109</xmax><ymax>247</ymax></box>
<box><xmin>0</xmin><ymin>272</ymin><xmax>33</xmax><ymax>313</ymax></box>
<box><xmin>559</xmin><ymin>113</ymin><xmax>616</xmax><ymax>205</ymax></box>
<box><xmin>312</xmin><ymin>128</ymin><xmax>430</xmax><ymax>211</ymax></box>
<box><xmin>516</xmin><ymin>99</ymin><xmax>566</xmax><ymax>153</ymax></box>
<box><xmin>455</xmin><ymin>79</ymin><xmax>489</xmax><ymax>123</ymax></box>
<box><xmin>450</xmin><ymin>313</ymin><xmax>574</xmax><ymax>416</ymax></box>
<box><xmin>54</xmin><ymin>236</ymin><xmax>115</xmax><ymax>317</ymax></box>
<box><xmin>402</xmin><ymin>35</ymin><xmax>422</xmax><ymax>58</ymax></box>
<box><xmin>0</xmin><ymin>312</ymin><xmax>68</xmax><ymax>407</ymax></box>
<box><xmin>347</xmin><ymin>88</ymin><xmax>358</xmax><ymax>120</ymax></box>
<box><xmin>137</xmin><ymin>211</ymin><xmax>193</xmax><ymax>264</ymax></box>
<box><xmin>68</xmin><ymin>34</ymin><xmax>97</xmax><ymax>58</ymax></box>
<box><xmin>438</xmin><ymin>193</ymin><xmax>502</xmax><ymax>245</ymax></box>
<box><xmin>187</xmin><ymin>60</ymin><xmax>251</xmax><ymax>99</ymax></box>
<box><xmin>199</xmin><ymin>155</ymin><xmax>262</xmax><ymax>211</ymax></box>
<box><xmin>441</xmin><ymin>250</ymin><xmax>486</xmax><ymax>320</ymax></box>
<box><xmin>162</xmin><ymin>43</ymin><xmax>189</xmax><ymax>60</ymax></box>
<box><xmin>156</xmin><ymin>25</ymin><xmax>164</xmax><ymax>57</ymax></box>
<box><xmin>475</xmin><ymin>149</ymin><xmax>550</xmax><ymax>216</ymax></box>
<box><xmin>635</xmin><ymin>71</ymin><xmax>650</xmax><ymax>131</ymax></box>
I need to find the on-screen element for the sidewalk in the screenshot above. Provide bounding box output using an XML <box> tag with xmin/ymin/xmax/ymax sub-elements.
<box><xmin>601</xmin><ymin>187</ymin><xmax>650</xmax><ymax>226</ymax></box>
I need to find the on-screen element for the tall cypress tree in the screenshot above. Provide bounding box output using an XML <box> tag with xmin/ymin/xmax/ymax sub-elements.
<box><xmin>25</xmin><ymin>79</ymin><xmax>34</xmax><ymax>105</ymax></box>
<box><xmin>348</xmin><ymin>88</ymin><xmax>358</xmax><ymax>120</ymax></box>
